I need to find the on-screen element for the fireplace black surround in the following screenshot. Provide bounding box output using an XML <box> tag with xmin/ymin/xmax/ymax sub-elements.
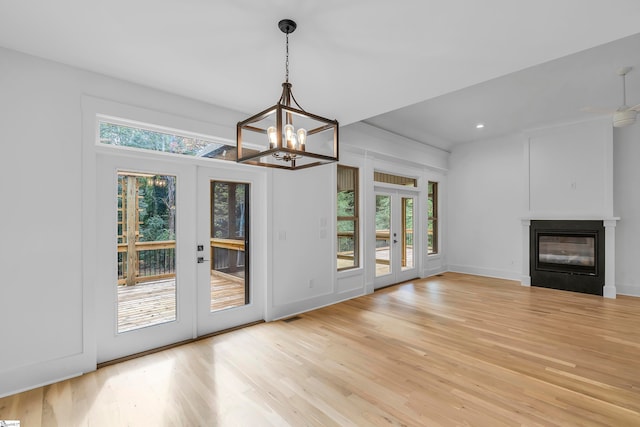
<box><xmin>530</xmin><ymin>220</ymin><xmax>605</xmax><ymax>295</ymax></box>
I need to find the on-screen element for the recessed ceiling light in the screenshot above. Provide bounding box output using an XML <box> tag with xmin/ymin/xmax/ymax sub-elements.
<box><xmin>476</xmin><ymin>123</ymin><xmax>485</xmax><ymax>129</ymax></box>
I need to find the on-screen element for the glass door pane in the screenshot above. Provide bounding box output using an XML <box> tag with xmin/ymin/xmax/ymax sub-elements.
<box><xmin>402</xmin><ymin>197</ymin><xmax>414</xmax><ymax>270</ymax></box>
<box><xmin>117</xmin><ymin>172</ymin><xmax>177</xmax><ymax>333</ymax></box>
<box><xmin>196</xmin><ymin>166</ymin><xmax>264</xmax><ymax>337</ymax></box>
<box><xmin>374</xmin><ymin>189</ymin><xmax>419</xmax><ymax>289</ymax></box>
<box><xmin>210</xmin><ymin>181</ymin><xmax>249</xmax><ymax>312</ymax></box>
<box><xmin>375</xmin><ymin>194</ymin><xmax>392</xmax><ymax>277</ymax></box>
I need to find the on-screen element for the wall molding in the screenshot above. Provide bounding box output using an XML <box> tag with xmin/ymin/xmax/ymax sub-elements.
<box><xmin>447</xmin><ymin>265</ymin><xmax>522</xmax><ymax>282</ymax></box>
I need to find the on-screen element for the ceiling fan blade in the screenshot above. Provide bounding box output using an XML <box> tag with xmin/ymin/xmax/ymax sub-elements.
<box><xmin>613</xmin><ymin>109</ymin><xmax>637</xmax><ymax>127</ymax></box>
<box><xmin>630</xmin><ymin>103</ymin><xmax>640</xmax><ymax>112</ymax></box>
<box><xmin>580</xmin><ymin>106</ymin><xmax>617</xmax><ymax>114</ymax></box>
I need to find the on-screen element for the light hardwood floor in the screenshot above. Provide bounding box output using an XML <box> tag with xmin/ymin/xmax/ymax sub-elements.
<box><xmin>2</xmin><ymin>272</ymin><xmax>640</xmax><ymax>426</ymax></box>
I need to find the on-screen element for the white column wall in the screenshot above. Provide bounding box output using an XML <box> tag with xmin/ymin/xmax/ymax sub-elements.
<box><xmin>448</xmin><ymin>134</ymin><xmax>524</xmax><ymax>280</ymax></box>
<box><xmin>613</xmin><ymin>123</ymin><xmax>640</xmax><ymax>296</ymax></box>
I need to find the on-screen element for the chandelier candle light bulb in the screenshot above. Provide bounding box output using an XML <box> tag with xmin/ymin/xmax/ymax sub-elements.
<box><xmin>297</xmin><ymin>128</ymin><xmax>306</xmax><ymax>151</ymax></box>
<box><xmin>267</xmin><ymin>126</ymin><xmax>277</xmax><ymax>149</ymax></box>
<box><xmin>284</xmin><ymin>123</ymin><xmax>295</xmax><ymax>149</ymax></box>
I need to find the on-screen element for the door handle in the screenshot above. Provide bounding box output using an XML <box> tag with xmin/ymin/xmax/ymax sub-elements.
<box><xmin>393</xmin><ymin>240</ymin><xmax>398</xmax><ymax>244</ymax></box>
<box><xmin>197</xmin><ymin>257</ymin><xmax>210</xmax><ymax>264</ymax></box>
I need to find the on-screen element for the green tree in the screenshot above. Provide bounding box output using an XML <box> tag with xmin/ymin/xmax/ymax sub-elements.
<box><xmin>100</xmin><ymin>122</ymin><xmax>208</xmax><ymax>155</ymax></box>
<box><xmin>375</xmin><ymin>195</ymin><xmax>390</xmax><ymax>231</ymax></box>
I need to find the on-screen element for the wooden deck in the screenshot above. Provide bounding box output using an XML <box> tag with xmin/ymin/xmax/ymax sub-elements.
<box><xmin>337</xmin><ymin>247</ymin><xmax>414</xmax><ymax>276</ymax></box>
<box><xmin>117</xmin><ymin>272</ymin><xmax>245</xmax><ymax>332</ymax></box>
<box><xmin>375</xmin><ymin>246</ymin><xmax>413</xmax><ymax>277</ymax></box>
<box><xmin>209</xmin><ymin>272</ymin><xmax>246</xmax><ymax>311</ymax></box>
<box><xmin>117</xmin><ymin>279</ymin><xmax>176</xmax><ymax>333</ymax></box>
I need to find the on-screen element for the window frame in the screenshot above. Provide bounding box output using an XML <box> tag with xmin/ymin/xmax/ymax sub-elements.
<box><xmin>337</xmin><ymin>165</ymin><xmax>360</xmax><ymax>271</ymax></box>
<box><xmin>428</xmin><ymin>181</ymin><xmax>439</xmax><ymax>255</ymax></box>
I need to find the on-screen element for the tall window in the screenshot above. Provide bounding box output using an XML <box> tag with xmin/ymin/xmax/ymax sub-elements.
<box><xmin>428</xmin><ymin>181</ymin><xmax>438</xmax><ymax>254</ymax></box>
<box><xmin>337</xmin><ymin>165</ymin><xmax>359</xmax><ymax>270</ymax></box>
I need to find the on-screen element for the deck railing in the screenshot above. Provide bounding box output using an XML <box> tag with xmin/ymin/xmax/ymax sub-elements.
<box><xmin>211</xmin><ymin>238</ymin><xmax>245</xmax><ymax>274</ymax></box>
<box><xmin>117</xmin><ymin>238</ymin><xmax>246</xmax><ymax>286</ymax></box>
<box><xmin>118</xmin><ymin>240</ymin><xmax>176</xmax><ymax>286</ymax></box>
<box><xmin>338</xmin><ymin>229</ymin><xmax>420</xmax><ymax>263</ymax></box>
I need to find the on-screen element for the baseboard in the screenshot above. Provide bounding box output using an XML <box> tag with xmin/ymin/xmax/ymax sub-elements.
<box><xmin>615</xmin><ymin>284</ymin><xmax>640</xmax><ymax>297</ymax></box>
<box><xmin>0</xmin><ymin>352</ymin><xmax>93</xmax><ymax>399</ymax></box>
<box><xmin>447</xmin><ymin>264</ymin><xmax>522</xmax><ymax>282</ymax></box>
<box><xmin>269</xmin><ymin>288</ymin><xmax>366</xmax><ymax>321</ymax></box>
<box><xmin>423</xmin><ymin>266</ymin><xmax>447</xmax><ymax>278</ymax></box>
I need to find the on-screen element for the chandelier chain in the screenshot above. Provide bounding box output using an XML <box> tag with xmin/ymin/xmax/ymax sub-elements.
<box><xmin>285</xmin><ymin>32</ymin><xmax>290</xmax><ymax>82</ymax></box>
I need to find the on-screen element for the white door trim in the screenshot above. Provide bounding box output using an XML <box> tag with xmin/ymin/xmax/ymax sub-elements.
<box><xmin>373</xmin><ymin>186</ymin><xmax>420</xmax><ymax>289</ymax></box>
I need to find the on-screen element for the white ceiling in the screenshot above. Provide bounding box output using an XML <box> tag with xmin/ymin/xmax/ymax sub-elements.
<box><xmin>365</xmin><ymin>32</ymin><xmax>640</xmax><ymax>150</ymax></box>
<box><xmin>2</xmin><ymin>1</ymin><xmax>640</xmax><ymax>151</ymax></box>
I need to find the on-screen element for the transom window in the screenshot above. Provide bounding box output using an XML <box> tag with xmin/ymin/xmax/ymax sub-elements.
<box><xmin>99</xmin><ymin>119</ymin><xmax>238</xmax><ymax>161</ymax></box>
<box><xmin>374</xmin><ymin>171</ymin><xmax>417</xmax><ymax>187</ymax></box>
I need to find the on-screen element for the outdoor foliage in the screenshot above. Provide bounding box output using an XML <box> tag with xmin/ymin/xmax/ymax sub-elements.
<box><xmin>427</xmin><ymin>181</ymin><xmax>437</xmax><ymax>254</ymax></box>
<box><xmin>375</xmin><ymin>195</ymin><xmax>390</xmax><ymax>231</ymax></box>
<box><xmin>337</xmin><ymin>189</ymin><xmax>356</xmax><ymax>253</ymax></box>
<box><xmin>100</xmin><ymin>122</ymin><xmax>208</xmax><ymax>156</ymax></box>
<box><xmin>212</xmin><ymin>182</ymin><xmax>246</xmax><ymax>239</ymax></box>
<box><xmin>138</xmin><ymin>176</ymin><xmax>176</xmax><ymax>242</ymax></box>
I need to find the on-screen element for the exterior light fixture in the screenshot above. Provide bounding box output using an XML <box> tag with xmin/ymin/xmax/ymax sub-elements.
<box><xmin>237</xmin><ymin>19</ymin><xmax>339</xmax><ymax>170</ymax></box>
<box><xmin>476</xmin><ymin>123</ymin><xmax>485</xmax><ymax>129</ymax></box>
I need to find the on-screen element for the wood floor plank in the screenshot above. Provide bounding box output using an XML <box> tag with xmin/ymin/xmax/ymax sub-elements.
<box><xmin>2</xmin><ymin>272</ymin><xmax>640</xmax><ymax>426</ymax></box>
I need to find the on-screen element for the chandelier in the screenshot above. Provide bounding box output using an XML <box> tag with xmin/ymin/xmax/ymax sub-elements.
<box><xmin>236</xmin><ymin>19</ymin><xmax>339</xmax><ymax>170</ymax></box>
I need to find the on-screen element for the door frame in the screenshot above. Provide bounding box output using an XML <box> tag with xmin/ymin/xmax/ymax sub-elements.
<box><xmin>95</xmin><ymin>153</ymin><xmax>197</xmax><ymax>363</ymax></box>
<box><xmin>373</xmin><ymin>186</ymin><xmax>420</xmax><ymax>289</ymax></box>
<box><xmin>83</xmin><ymin>96</ymin><xmax>270</xmax><ymax>367</ymax></box>
<box><xmin>196</xmin><ymin>166</ymin><xmax>267</xmax><ymax>336</ymax></box>
<box><xmin>95</xmin><ymin>154</ymin><xmax>269</xmax><ymax>363</ymax></box>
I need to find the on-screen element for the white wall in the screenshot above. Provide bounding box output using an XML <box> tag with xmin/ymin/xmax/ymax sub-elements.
<box><xmin>613</xmin><ymin>123</ymin><xmax>640</xmax><ymax>296</ymax></box>
<box><xmin>0</xmin><ymin>47</ymin><xmax>86</xmax><ymax>396</ymax></box>
<box><xmin>342</xmin><ymin>122</ymin><xmax>449</xmax><ymax>172</ymax></box>
<box><xmin>526</xmin><ymin>119</ymin><xmax>613</xmax><ymax>218</ymax></box>
<box><xmin>268</xmin><ymin>165</ymin><xmax>340</xmax><ymax>319</ymax></box>
<box><xmin>0</xmin><ymin>46</ymin><xmax>250</xmax><ymax>397</ymax></box>
<box><xmin>447</xmin><ymin>134</ymin><xmax>523</xmax><ymax>280</ymax></box>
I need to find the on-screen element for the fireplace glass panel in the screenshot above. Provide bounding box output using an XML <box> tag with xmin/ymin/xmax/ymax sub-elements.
<box><xmin>538</xmin><ymin>234</ymin><xmax>595</xmax><ymax>267</ymax></box>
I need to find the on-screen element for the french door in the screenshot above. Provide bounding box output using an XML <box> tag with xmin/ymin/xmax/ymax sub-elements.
<box><xmin>196</xmin><ymin>167</ymin><xmax>264</xmax><ymax>335</ymax></box>
<box><xmin>374</xmin><ymin>188</ymin><xmax>419</xmax><ymax>289</ymax></box>
<box><xmin>96</xmin><ymin>154</ymin><xmax>196</xmax><ymax>363</ymax></box>
<box><xmin>96</xmin><ymin>155</ymin><xmax>264</xmax><ymax>363</ymax></box>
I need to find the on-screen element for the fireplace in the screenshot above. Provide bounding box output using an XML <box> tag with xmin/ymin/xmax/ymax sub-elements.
<box><xmin>537</xmin><ymin>233</ymin><xmax>597</xmax><ymax>275</ymax></box>
<box><xmin>530</xmin><ymin>220</ymin><xmax>605</xmax><ymax>295</ymax></box>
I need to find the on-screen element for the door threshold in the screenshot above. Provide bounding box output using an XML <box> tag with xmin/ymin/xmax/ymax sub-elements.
<box><xmin>97</xmin><ymin>320</ymin><xmax>264</xmax><ymax>369</ymax></box>
<box><xmin>375</xmin><ymin>277</ymin><xmax>420</xmax><ymax>291</ymax></box>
